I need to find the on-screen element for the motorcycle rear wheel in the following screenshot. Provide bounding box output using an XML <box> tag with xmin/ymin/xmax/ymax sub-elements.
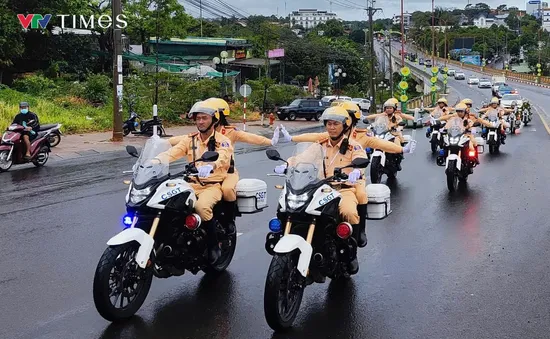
<box><xmin>203</xmin><ymin>228</ymin><xmax>237</xmax><ymax>275</ymax></box>
<box><xmin>264</xmin><ymin>252</ymin><xmax>305</xmax><ymax>331</ymax></box>
<box><xmin>370</xmin><ymin>156</ymin><xmax>383</xmax><ymax>183</ymax></box>
<box><xmin>33</xmin><ymin>147</ymin><xmax>49</xmax><ymax>167</ymax></box>
<box><xmin>93</xmin><ymin>242</ymin><xmax>153</xmax><ymax>322</ymax></box>
<box><xmin>48</xmin><ymin>133</ymin><xmax>61</xmax><ymax>147</ymax></box>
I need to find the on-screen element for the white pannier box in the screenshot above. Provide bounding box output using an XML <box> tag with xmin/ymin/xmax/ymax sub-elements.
<box><xmin>475</xmin><ymin>136</ymin><xmax>485</xmax><ymax>154</ymax></box>
<box><xmin>366</xmin><ymin>184</ymin><xmax>391</xmax><ymax>220</ymax></box>
<box><xmin>236</xmin><ymin>178</ymin><xmax>268</xmax><ymax>213</ymax></box>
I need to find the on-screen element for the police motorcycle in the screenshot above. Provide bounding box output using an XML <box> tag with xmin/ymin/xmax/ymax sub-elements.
<box><xmin>423</xmin><ymin>112</ymin><xmax>445</xmax><ymax>153</ymax></box>
<box><xmin>520</xmin><ymin>101</ymin><xmax>532</xmax><ymax>126</ymax></box>
<box><xmin>437</xmin><ymin>117</ymin><xmax>482</xmax><ymax>192</ymax></box>
<box><xmin>506</xmin><ymin>102</ymin><xmax>521</xmax><ymax>135</ymax></box>
<box><xmin>93</xmin><ymin>136</ymin><xmax>257</xmax><ymax>322</ymax></box>
<box><xmin>262</xmin><ymin>143</ymin><xmax>369</xmax><ymax>331</ymax></box>
<box><xmin>480</xmin><ymin>111</ymin><xmax>503</xmax><ymax>154</ymax></box>
<box><xmin>365</xmin><ymin>116</ymin><xmax>411</xmax><ymax>183</ymax></box>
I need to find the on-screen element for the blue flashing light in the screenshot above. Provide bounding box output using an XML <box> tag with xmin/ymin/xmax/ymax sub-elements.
<box><xmin>482</xmin><ymin>128</ymin><xmax>487</xmax><ymax>133</ymax></box>
<box><xmin>268</xmin><ymin>218</ymin><xmax>282</xmax><ymax>233</ymax></box>
<box><xmin>439</xmin><ymin>149</ymin><xmax>445</xmax><ymax>156</ymax></box>
<box><xmin>366</xmin><ymin>147</ymin><xmax>372</xmax><ymax>153</ymax></box>
<box><xmin>123</xmin><ymin>214</ymin><xmax>133</xmax><ymax>227</ymax></box>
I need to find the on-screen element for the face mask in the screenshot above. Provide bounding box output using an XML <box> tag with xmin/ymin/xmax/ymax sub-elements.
<box><xmin>20</xmin><ymin>109</ymin><xmax>28</xmax><ymax>114</ymax></box>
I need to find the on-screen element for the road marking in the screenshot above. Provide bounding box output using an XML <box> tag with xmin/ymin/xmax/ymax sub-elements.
<box><xmin>237</xmin><ymin>232</ymin><xmax>243</xmax><ymax>237</ymax></box>
<box><xmin>533</xmin><ymin>104</ymin><xmax>550</xmax><ymax>135</ymax></box>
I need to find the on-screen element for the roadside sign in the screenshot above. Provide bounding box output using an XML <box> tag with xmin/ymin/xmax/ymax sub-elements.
<box><xmin>239</xmin><ymin>84</ymin><xmax>252</xmax><ymax>97</ymax></box>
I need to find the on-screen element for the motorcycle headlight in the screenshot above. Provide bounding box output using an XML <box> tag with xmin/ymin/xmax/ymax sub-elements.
<box><xmin>287</xmin><ymin>192</ymin><xmax>309</xmax><ymax>210</ymax></box>
<box><xmin>130</xmin><ymin>186</ymin><xmax>152</xmax><ymax>204</ymax></box>
<box><xmin>449</xmin><ymin>136</ymin><xmax>460</xmax><ymax>144</ymax></box>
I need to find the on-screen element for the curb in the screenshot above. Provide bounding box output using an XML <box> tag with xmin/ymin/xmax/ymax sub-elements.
<box><xmin>50</xmin><ymin>123</ymin><xmax>323</xmax><ymax>163</ymax></box>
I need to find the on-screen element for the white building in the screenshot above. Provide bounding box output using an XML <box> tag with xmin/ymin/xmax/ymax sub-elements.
<box><xmin>526</xmin><ymin>0</ymin><xmax>548</xmax><ymax>18</ymax></box>
<box><xmin>392</xmin><ymin>12</ymin><xmax>412</xmax><ymax>27</ymax></box>
<box><xmin>290</xmin><ymin>9</ymin><xmax>338</xmax><ymax>29</ymax></box>
<box><xmin>473</xmin><ymin>14</ymin><xmax>508</xmax><ymax>28</ymax></box>
<box><xmin>543</xmin><ymin>8</ymin><xmax>550</xmax><ymax>31</ymax></box>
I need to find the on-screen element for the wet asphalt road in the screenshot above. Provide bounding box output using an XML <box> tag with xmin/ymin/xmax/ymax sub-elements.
<box><xmin>2</xmin><ymin>86</ymin><xmax>550</xmax><ymax>339</ymax></box>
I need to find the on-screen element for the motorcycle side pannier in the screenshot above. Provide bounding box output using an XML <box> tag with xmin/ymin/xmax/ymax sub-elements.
<box><xmin>366</xmin><ymin>184</ymin><xmax>392</xmax><ymax>220</ymax></box>
<box><xmin>236</xmin><ymin>179</ymin><xmax>268</xmax><ymax>214</ymax></box>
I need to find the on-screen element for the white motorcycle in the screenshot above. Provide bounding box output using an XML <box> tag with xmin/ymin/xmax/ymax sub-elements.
<box><xmin>365</xmin><ymin>116</ymin><xmax>410</xmax><ymax>183</ymax></box>
<box><xmin>481</xmin><ymin>111</ymin><xmax>503</xmax><ymax>154</ymax></box>
<box><xmin>92</xmin><ymin>136</ymin><xmax>266</xmax><ymax>321</ymax></box>
<box><xmin>262</xmin><ymin>143</ymin><xmax>369</xmax><ymax>331</ymax></box>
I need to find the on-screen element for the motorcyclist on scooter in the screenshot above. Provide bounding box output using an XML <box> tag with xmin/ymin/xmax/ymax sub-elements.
<box><xmin>424</xmin><ymin>97</ymin><xmax>452</xmax><ymax>138</ymax></box>
<box><xmin>365</xmin><ymin>99</ymin><xmax>416</xmax><ymax>147</ymax></box>
<box><xmin>478</xmin><ymin>97</ymin><xmax>512</xmax><ymax>144</ymax></box>
<box><xmin>273</xmin><ymin>105</ymin><xmax>369</xmax><ymax>273</ymax></box>
<box><xmin>272</xmin><ymin>101</ymin><xmax>416</xmax><ymax>248</ymax></box>
<box><xmin>437</xmin><ymin>103</ymin><xmax>480</xmax><ymax>164</ymax></box>
<box><xmin>12</xmin><ymin>102</ymin><xmax>40</xmax><ymax>160</ymax></box>
<box><xmin>169</xmin><ymin>97</ymin><xmax>276</xmax><ymax>224</ymax></box>
<box><xmin>153</xmin><ymin>100</ymin><xmax>234</xmax><ymax>265</ymax></box>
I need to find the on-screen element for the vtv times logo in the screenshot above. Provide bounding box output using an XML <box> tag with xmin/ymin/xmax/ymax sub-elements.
<box><xmin>17</xmin><ymin>14</ymin><xmax>128</xmax><ymax>29</ymax></box>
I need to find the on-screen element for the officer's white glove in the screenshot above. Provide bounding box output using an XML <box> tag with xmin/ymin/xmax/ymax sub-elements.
<box><xmin>280</xmin><ymin>125</ymin><xmax>292</xmax><ymax>143</ymax></box>
<box><xmin>271</xmin><ymin>125</ymin><xmax>281</xmax><ymax>146</ymax></box>
<box><xmin>348</xmin><ymin>169</ymin><xmax>361</xmax><ymax>184</ymax></box>
<box><xmin>197</xmin><ymin>164</ymin><xmax>213</xmax><ymax>178</ymax></box>
<box><xmin>274</xmin><ymin>164</ymin><xmax>287</xmax><ymax>174</ymax></box>
<box><xmin>403</xmin><ymin>140</ymin><xmax>417</xmax><ymax>154</ymax></box>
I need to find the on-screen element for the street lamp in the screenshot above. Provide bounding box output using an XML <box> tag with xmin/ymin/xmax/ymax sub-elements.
<box><xmin>334</xmin><ymin>68</ymin><xmax>346</xmax><ymax>98</ymax></box>
<box><xmin>213</xmin><ymin>50</ymin><xmax>229</xmax><ymax>96</ymax></box>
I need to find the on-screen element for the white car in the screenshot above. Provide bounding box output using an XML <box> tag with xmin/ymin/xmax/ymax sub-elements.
<box><xmin>352</xmin><ymin>98</ymin><xmax>371</xmax><ymax>111</ymax></box>
<box><xmin>447</xmin><ymin>69</ymin><xmax>456</xmax><ymax>76</ymax></box>
<box><xmin>500</xmin><ymin>94</ymin><xmax>523</xmax><ymax>108</ymax></box>
<box><xmin>478</xmin><ymin>78</ymin><xmax>492</xmax><ymax>88</ymax></box>
<box><xmin>454</xmin><ymin>72</ymin><xmax>465</xmax><ymax>80</ymax></box>
<box><xmin>321</xmin><ymin>95</ymin><xmax>352</xmax><ymax>103</ymax></box>
<box><xmin>467</xmin><ymin>77</ymin><xmax>480</xmax><ymax>85</ymax></box>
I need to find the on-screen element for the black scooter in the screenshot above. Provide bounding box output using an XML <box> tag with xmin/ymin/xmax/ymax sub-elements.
<box><xmin>122</xmin><ymin>96</ymin><xmax>165</xmax><ymax>137</ymax></box>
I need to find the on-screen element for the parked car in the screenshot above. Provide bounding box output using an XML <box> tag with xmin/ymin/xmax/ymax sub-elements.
<box><xmin>425</xmin><ymin>59</ymin><xmax>433</xmax><ymax>67</ymax></box>
<box><xmin>321</xmin><ymin>95</ymin><xmax>352</xmax><ymax>103</ymax></box>
<box><xmin>454</xmin><ymin>72</ymin><xmax>466</xmax><ymax>80</ymax></box>
<box><xmin>467</xmin><ymin>77</ymin><xmax>480</xmax><ymax>85</ymax></box>
<box><xmin>478</xmin><ymin>78</ymin><xmax>492</xmax><ymax>88</ymax></box>
<box><xmin>276</xmin><ymin>98</ymin><xmax>326</xmax><ymax>121</ymax></box>
<box><xmin>352</xmin><ymin>98</ymin><xmax>371</xmax><ymax>112</ymax></box>
<box><xmin>495</xmin><ymin>84</ymin><xmax>517</xmax><ymax>98</ymax></box>
<box><xmin>500</xmin><ymin>94</ymin><xmax>524</xmax><ymax>108</ymax></box>
<box><xmin>447</xmin><ymin>69</ymin><xmax>456</xmax><ymax>76</ymax></box>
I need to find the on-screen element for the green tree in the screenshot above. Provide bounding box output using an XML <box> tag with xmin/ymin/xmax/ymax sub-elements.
<box><xmin>0</xmin><ymin>0</ymin><xmax>24</xmax><ymax>83</ymax></box>
<box><xmin>505</xmin><ymin>9</ymin><xmax>520</xmax><ymax>30</ymax></box>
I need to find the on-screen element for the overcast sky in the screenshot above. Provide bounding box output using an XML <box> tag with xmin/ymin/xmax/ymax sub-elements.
<box><xmin>182</xmin><ymin>0</ymin><xmax>529</xmax><ymax>21</ymax></box>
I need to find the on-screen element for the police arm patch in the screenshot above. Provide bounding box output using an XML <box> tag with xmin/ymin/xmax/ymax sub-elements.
<box><xmin>353</xmin><ymin>145</ymin><xmax>362</xmax><ymax>151</ymax></box>
<box><xmin>221</xmin><ymin>141</ymin><xmax>230</xmax><ymax>147</ymax></box>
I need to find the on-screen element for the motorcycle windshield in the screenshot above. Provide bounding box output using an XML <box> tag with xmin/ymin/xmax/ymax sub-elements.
<box><xmin>487</xmin><ymin>111</ymin><xmax>499</xmax><ymax>122</ymax></box>
<box><xmin>286</xmin><ymin>142</ymin><xmax>324</xmax><ymax>191</ymax></box>
<box><xmin>373</xmin><ymin>116</ymin><xmax>389</xmax><ymax>135</ymax></box>
<box><xmin>133</xmin><ymin>135</ymin><xmax>171</xmax><ymax>186</ymax></box>
<box><xmin>447</xmin><ymin>117</ymin><xmax>465</xmax><ymax>137</ymax></box>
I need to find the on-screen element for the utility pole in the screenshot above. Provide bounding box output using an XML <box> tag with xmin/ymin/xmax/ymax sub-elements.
<box><xmin>112</xmin><ymin>0</ymin><xmax>123</xmax><ymax>142</ymax></box>
<box><xmin>431</xmin><ymin>0</ymin><xmax>435</xmax><ymax>64</ymax></box>
<box><xmin>200</xmin><ymin>0</ymin><xmax>203</xmax><ymax>37</ymax></box>
<box><xmin>367</xmin><ymin>0</ymin><xmax>382</xmax><ymax>113</ymax></box>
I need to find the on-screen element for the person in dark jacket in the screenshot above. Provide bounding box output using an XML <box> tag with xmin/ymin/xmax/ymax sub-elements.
<box><xmin>12</xmin><ymin>102</ymin><xmax>40</xmax><ymax>160</ymax></box>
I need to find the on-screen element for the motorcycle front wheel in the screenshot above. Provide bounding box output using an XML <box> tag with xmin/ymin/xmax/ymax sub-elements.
<box><xmin>446</xmin><ymin>160</ymin><xmax>458</xmax><ymax>192</ymax></box>
<box><xmin>0</xmin><ymin>150</ymin><xmax>13</xmax><ymax>172</ymax></box>
<box><xmin>264</xmin><ymin>252</ymin><xmax>305</xmax><ymax>331</ymax></box>
<box><xmin>93</xmin><ymin>242</ymin><xmax>153</xmax><ymax>322</ymax></box>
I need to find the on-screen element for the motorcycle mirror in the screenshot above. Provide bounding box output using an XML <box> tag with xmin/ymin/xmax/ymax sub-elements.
<box><xmin>398</xmin><ymin>121</ymin><xmax>406</xmax><ymax>126</ymax></box>
<box><xmin>126</xmin><ymin>145</ymin><xmax>139</xmax><ymax>158</ymax></box>
<box><xmin>266</xmin><ymin>149</ymin><xmax>282</xmax><ymax>161</ymax></box>
<box><xmin>351</xmin><ymin>157</ymin><xmax>370</xmax><ymax>168</ymax></box>
<box><xmin>199</xmin><ymin>151</ymin><xmax>219</xmax><ymax>162</ymax></box>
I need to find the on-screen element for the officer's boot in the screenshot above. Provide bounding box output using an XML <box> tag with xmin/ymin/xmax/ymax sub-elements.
<box><xmin>222</xmin><ymin>200</ymin><xmax>236</xmax><ymax>235</ymax></box>
<box><xmin>205</xmin><ymin>219</ymin><xmax>221</xmax><ymax>265</ymax></box>
<box><xmin>355</xmin><ymin>204</ymin><xmax>368</xmax><ymax>248</ymax></box>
